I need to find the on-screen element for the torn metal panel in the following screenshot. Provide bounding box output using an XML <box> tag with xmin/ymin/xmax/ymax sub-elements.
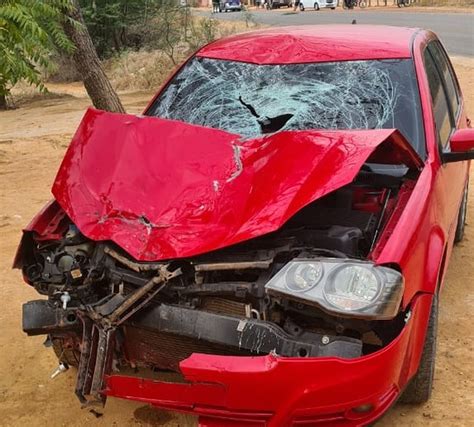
<box><xmin>52</xmin><ymin>108</ymin><xmax>421</xmax><ymax>261</ymax></box>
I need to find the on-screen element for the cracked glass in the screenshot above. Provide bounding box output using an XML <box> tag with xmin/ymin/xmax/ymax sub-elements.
<box><xmin>147</xmin><ymin>57</ymin><xmax>425</xmax><ymax>157</ymax></box>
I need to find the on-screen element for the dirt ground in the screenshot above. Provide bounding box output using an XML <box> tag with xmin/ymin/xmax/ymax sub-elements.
<box><xmin>0</xmin><ymin>57</ymin><xmax>473</xmax><ymax>427</ymax></box>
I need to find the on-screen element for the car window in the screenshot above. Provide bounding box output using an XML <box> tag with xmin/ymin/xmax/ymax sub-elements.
<box><xmin>147</xmin><ymin>57</ymin><xmax>426</xmax><ymax>158</ymax></box>
<box><xmin>428</xmin><ymin>41</ymin><xmax>460</xmax><ymax>120</ymax></box>
<box><xmin>423</xmin><ymin>47</ymin><xmax>453</xmax><ymax>148</ymax></box>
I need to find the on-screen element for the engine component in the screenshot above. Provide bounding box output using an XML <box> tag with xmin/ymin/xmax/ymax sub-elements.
<box><xmin>61</xmin><ymin>292</ymin><xmax>71</xmax><ymax>310</ymax></box>
<box><xmin>51</xmin><ymin>362</ymin><xmax>69</xmax><ymax>379</ymax></box>
<box><xmin>131</xmin><ymin>303</ymin><xmax>363</xmax><ymax>359</ymax></box>
<box><xmin>18</xmin><ymin>174</ymin><xmax>408</xmax><ymax>409</ymax></box>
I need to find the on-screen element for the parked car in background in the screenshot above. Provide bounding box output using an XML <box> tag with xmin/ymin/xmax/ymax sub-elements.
<box><xmin>267</xmin><ymin>0</ymin><xmax>292</xmax><ymax>8</ymax></box>
<box><xmin>299</xmin><ymin>0</ymin><xmax>337</xmax><ymax>10</ymax></box>
<box><xmin>17</xmin><ymin>25</ymin><xmax>473</xmax><ymax>426</ymax></box>
<box><xmin>220</xmin><ymin>0</ymin><xmax>242</xmax><ymax>11</ymax></box>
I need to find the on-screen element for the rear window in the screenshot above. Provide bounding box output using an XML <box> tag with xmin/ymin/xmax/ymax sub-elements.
<box><xmin>147</xmin><ymin>57</ymin><xmax>425</xmax><ymax>157</ymax></box>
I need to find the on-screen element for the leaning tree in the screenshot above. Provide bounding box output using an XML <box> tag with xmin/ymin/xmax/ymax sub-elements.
<box><xmin>0</xmin><ymin>0</ymin><xmax>124</xmax><ymax>112</ymax></box>
<box><xmin>62</xmin><ymin>0</ymin><xmax>124</xmax><ymax>113</ymax></box>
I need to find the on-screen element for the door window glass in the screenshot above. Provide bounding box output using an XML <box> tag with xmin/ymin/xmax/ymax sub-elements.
<box><xmin>428</xmin><ymin>41</ymin><xmax>460</xmax><ymax>120</ymax></box>
<box><xmin>423</xmin><ymin>48</ymin><xmax>453</xmax><ymax>147</ymax></box>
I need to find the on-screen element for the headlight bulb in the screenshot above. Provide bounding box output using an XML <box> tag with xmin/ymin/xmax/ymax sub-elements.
<box><xmin>324</xmin><ymin>265</ymin><xmax>381</xmax><ymax>311</ymax></box>
<box><xmin>285</xmin><ymin>262</ymin><xmax>323</xmax><ymax>292</ymax></box>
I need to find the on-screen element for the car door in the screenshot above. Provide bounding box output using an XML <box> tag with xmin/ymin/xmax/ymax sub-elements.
<box><xmin>423</xmin><ymin>40</ymin><xmax>469</xmax><ymax>263</ymax></box>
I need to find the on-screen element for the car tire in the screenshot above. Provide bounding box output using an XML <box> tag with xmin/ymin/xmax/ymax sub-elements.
<box><xmin>299</xmin><ymin>2</ymin><xmax>305</xmax><ymax>10</ymax></box>
<box><xmin>314</xmin><ymin>2</ymin><xmax>320</xmax><ymax>9</ymax></box>
<box><xmin>52</xmin><ymin>336</ymin><xmax>80</xmax><ymax>367</ymax></box>
<box><xmin>454</xmin><ymin>182</ymin><xmax>469</xmax><ymax>243</ymax></box>
<box><xmin>399</xmin><ymin>294</ymin><xmax>438</xmax><ymax>404</ymax></box>
<box><xmin>331</xmin><ymin>6</ymin><xmax>336</xmax><ymax>8</ymax></box>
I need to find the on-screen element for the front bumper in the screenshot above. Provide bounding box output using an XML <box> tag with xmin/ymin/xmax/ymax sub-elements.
<box><xmin>320</xmin><ymin>0</ymin><xmax>337</xmax><ymax>7</ymax></box>
<box><xmin>105</xmin><ymin>293</ymin><xmax>433</xmax><ymax>426</ymax></box>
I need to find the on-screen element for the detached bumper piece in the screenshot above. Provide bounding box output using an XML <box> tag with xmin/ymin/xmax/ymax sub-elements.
<box><xmin>23</xmin><ymin>299</ymin><xmax>362</xmax><ymax>406</ymax></box>
<box><xmin>75</xmin><ymin>319</ymin><xmax>115</xmax><ymax>405</ymax></box>
<box><xmin>105</xmin><ymin>295</ymin><xmax>434</xmax><ymax>427</ymax></box>
<box><xmin>22</xmin><ymin>300</ymin><xmax>80</xmax><ymax>335</ymax></box>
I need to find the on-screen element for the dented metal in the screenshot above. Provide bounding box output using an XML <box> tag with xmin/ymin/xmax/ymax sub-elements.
<box><xmin>14</xmin><ymin>24</ymin><xmax>471</xmax><ymax>427</ymax></box>
<box><xmin>52</xmin><ymin>108</ymin><xmax>421</xmax><ymax>262</ymax></box>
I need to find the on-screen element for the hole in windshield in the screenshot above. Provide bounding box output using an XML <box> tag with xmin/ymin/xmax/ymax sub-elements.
<box><xmin>147</xmin><ymin>57</ymin><xmax>425</xmax><ymax>158</ymax></box>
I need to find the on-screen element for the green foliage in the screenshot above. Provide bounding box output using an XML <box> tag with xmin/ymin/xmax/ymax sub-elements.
<box><xmin>0</xmin><ymin>0</ymin><xmax>75</xmax><ymax>98</ymax></box>
<box><xmin>187</xmin><ymin>16</ymin><xmax>219</xmax><ymax>53</ymax></box>
<box><xmin>140</xmin><ymin>4</ymin><xmax>190</xmax><ymax>64</ymax></box>
<box><xmin>79</xmin><ymin>1</ymin><xmax>216</xmax><ymax>61</ymax></box>
<box><xmin>79</xmin><ymin>0</ymin><xmax>165</xmax><ymax>57</ymax></box>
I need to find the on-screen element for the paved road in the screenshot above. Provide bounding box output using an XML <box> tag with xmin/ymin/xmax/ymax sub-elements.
<box><xmin>199</xmin><ymin>9</ymin><xmax>474</xmax><ymax>57</ymax></box>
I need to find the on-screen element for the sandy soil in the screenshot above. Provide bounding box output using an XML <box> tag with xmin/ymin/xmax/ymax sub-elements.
<box><xmin>0</xmin><ymin>58</ymin><xmax>473</xmax><ymax>426</ymax></box>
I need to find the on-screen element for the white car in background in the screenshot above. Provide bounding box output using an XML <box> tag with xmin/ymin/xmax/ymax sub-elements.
<box><xmin>298</xmin><ymin>0</ymin><xmax>337</xmax><ymax>10</ymax></box>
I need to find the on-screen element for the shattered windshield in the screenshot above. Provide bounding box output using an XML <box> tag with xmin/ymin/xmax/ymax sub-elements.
<box><xmin>147</xmin><ymin>57</ymin><xmax>425</xmax><ymax>157</ymax></box>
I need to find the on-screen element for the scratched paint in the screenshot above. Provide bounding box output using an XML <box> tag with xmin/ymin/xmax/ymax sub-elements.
<box><xmin>52</xmin><ymin>109</ymin><xmax>421</xmax><ymax>261</ymax></box>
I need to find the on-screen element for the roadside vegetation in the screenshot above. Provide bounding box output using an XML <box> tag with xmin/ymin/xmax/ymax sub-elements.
<box><xmin>0</xmin><ymin>0</ymin><xmax>75</xmax><ymax>109</ymax></box>
<box><xmin>3</xmin><ymin>0</ymin><xmax>469</xmax><ymax>110</ymax></box>
<box><xmin>1</xmin><ymin>0</ymin><xmax>259</xmax><ymax>110</ymax></box>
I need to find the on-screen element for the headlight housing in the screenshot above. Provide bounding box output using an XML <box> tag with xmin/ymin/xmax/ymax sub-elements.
<box><xmin>265</xmin><ymin>259</ymin><xmax>404</xmax><ymax>320</ymax></box>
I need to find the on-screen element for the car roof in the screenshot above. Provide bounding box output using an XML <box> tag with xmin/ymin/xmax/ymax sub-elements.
<box><xmin>197</xmin><ymin>25</ymin><xmax>421</xmax><ymax>64</ymax></box>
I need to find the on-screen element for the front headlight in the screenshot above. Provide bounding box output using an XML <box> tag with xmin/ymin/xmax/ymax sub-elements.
<box><xmin>265</xmin><ymin>259</ymin><xmax>404</xmax><ymax>320</ymax></box>
<box><xmin>285</xmin><ymin>261</ymin><xmax>323</xmax><ymax>292</ymax></box>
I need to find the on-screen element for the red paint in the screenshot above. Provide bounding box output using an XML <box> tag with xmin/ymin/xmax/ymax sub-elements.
<box><xmin>373</xmin><ymin>30</ymin><xmax>470</xmax><ymax>307</ymax></box>
<box><xmin>106</xmin><ymin>294</ymin><xmax>433</xmax><ymax>426</ymax></box>
<box><xmin>197</xmin><ymin>25</ymin><xmax>415</xmax><ymax>64</ymax></box>
<box><xmin>450</xmin><ymin>128</ymin><xmax>474</xmax><ymax>152</ymax></box>
<box><xmin>52</xmin><ymin>108</ymin><xmax>420</xmax><ymax>261</ymax></box>
<box><xmin>12</xmin><ymin>200</ymin><xmax>68</xmax><ymax>269</ymax></box>
<box><xmin>16</xmin><ymin>26</ymin><xmax>471</xmax><ymax>426</ymax></box>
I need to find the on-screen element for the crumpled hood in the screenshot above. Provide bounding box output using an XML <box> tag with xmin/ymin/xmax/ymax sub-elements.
<box><xmin>52</xmin><ymin>108</ymin><xmax>422</xmax><ymax>261</ymax></box>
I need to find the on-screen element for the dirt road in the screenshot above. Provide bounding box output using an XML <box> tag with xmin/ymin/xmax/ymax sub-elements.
<box><xmin>0</xmin><ymin>58</ymin><xmax>473</xmax><ymax>426</ymax></box>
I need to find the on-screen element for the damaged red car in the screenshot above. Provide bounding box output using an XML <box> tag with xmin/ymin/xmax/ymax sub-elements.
<box><xmin>15</xmin><ymin>25</ymin><xmax>473</xmax><ymax>426</ymax></box>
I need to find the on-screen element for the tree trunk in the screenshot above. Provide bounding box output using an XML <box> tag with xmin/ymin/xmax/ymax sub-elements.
<box><xmin>0</xmin><ymin>94</ymin><xmax>7</xmax><ymax>110</ymax></box>
<box><xmin>63</xmin><ymin>0</ymin><xmax>125</xmax><ymax>113</ymax></box>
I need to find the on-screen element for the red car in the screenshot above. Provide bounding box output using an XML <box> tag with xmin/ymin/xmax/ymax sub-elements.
<box><xmin>16</xmin><ymin>25</ymin><xmax>473</xmax><ymax>426</ymax></box>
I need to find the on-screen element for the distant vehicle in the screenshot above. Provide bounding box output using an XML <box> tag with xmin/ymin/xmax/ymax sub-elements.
<box><xmin>299</xmin><ymin>0</ymin><xmax>337</xmax><ymax>10</ymax></box>
<box><xmin>267</xmin><ymin>0</ymin><xmax>292</xmax><ymax>8</ymax></box>
<box><xmin>220</xmin><ymin>0</ymin><xmax>242</xmax><ymax>11</ymax></box>
<box><xmin>343</xmin><ymin>0</ymin><xmax>365</xmax><ymax>8</ymax></box>
<box><xmin>397</xmin><ymin>0</ymin><xmax>411</xmax><ymax>6</ymax></box>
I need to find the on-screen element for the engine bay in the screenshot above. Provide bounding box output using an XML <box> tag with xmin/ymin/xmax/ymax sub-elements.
<box><xmin>18</xmin><ymin>170</ymin><xmax>414</xmax><ymax>404</ymax></box>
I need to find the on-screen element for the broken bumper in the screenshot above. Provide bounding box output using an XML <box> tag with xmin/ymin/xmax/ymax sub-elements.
<box><xmin>105</xmin><ymin>293</ymin><xmax>433</xmax><ymax>426</ymax></box>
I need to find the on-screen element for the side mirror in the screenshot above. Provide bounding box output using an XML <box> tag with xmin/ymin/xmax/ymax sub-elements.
<box><xmin>443</xmin><ymin>128</ymin><xmax>474</xmax><ymax>163</ymax></box>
